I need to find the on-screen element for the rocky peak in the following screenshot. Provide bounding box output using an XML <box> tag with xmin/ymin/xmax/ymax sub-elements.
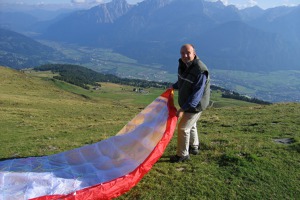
<box><xmin>91</xmin><ymin>0</ymin><xmax>133</xmax><ymax>23</ymax></box>
<box><xmin>138</xmin><ymin>0</ymin><xmax>172</xmax><ymax>10</ymax></box>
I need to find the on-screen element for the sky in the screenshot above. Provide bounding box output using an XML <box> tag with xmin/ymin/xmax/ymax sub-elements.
<box><xmin>0</xmin><ymin>0</ymin><xmax>299</xmax><ymax>9</ymax></box>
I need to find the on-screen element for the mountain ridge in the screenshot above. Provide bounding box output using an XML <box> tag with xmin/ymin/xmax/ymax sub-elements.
<box><xmin>1</xmin><ymin>0</ymin><xmax>299</xmax><ymax>72</ymax></box>
<box><xmin>1</xmin><ymin>0</ymin><xmax>299</xmax><ymax>102</ymax></box>
<box><xmin>34</xmin><ymin>0</ymin><xmax>300</xmax><ymax>72</ymax></box>
<box><xmin>0</xmin><ymin>28</ymin><xmax>66</xmax><ymax>69</ymax></box>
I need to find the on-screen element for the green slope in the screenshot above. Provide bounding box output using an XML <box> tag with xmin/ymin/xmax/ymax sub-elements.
<box><xmin>0</xmin><ymin>66</ymin><xmax>299</xmax><ymax>199</ymax></box>
<box><xmin>0</xmin><ymin>66</ymin><xmax>140</xmax><ymax>158</ymax></box>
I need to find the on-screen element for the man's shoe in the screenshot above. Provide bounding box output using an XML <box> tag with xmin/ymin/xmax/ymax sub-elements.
<box><xmin>189</xmin><ymin>146</ymin><xmax>199</xmax><ymax>155</ymax></box>
<box><xmin>170</xmin><ymin>155</ymin><xmax>190</xmax><ymax>163</ymax></box>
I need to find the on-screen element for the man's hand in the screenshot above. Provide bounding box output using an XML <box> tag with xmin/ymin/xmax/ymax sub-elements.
<box><xmin>176</xmin><ymin>108</ymin><xmax>184</xmax><ymax>118</ymax></box>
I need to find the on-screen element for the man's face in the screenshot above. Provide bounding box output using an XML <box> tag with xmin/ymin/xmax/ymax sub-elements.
<box><xmin>180</xmin><ymin>45</ymin><xmax>195</xmax><ymax>64</ymax></box>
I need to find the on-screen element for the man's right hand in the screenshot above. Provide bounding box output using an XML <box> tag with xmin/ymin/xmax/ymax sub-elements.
<box><xmin>176</xmin><ymin>108</ymin><xmax>184</xmax><ymax>118</ymax></box>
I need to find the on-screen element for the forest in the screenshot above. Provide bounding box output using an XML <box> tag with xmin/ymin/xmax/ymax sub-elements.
<box><xmin>34</xmin><ymin>64</ymin><xmax>271</xmax><ymax>105</ymax></box>
<box><xmin>34</xmin><ymin>64</ymin><xmax>170</xmax><ymax>90</ymax></box>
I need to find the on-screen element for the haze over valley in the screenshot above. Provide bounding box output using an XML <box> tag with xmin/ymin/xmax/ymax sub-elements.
<box><xmin>1</xmin><ymin>0</ymin><xmax>299</xmax><ymax>102</ymax></box>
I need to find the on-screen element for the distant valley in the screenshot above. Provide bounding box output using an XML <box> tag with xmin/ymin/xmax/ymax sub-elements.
<box><xmin>0</xmin><ymin>0</ymin><xmax>299</xmax><ymax>102</ymax></box>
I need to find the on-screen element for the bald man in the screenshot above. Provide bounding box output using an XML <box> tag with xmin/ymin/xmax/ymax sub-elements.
<box><xmin>170</xmin><ymin>44</ymin><xmax>211</xmax><ymax>163</ymax></box>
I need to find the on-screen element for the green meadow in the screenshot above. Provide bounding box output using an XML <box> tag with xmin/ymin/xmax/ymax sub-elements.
<box><xmin>0</xmin><ymin>66</ymin><xmax>299</xmax><ymax>199</ymax></box>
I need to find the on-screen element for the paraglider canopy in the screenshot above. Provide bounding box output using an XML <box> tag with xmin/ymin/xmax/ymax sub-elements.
<box><xmin>0</xmin><ymin>89</ymin><xmax>177</xmax><ymax>200</ymax></box>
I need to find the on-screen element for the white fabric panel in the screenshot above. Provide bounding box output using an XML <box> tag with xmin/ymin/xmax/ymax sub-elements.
<box><xmin>0</xmin><ymin>96</ymin><xmax>169</xmax><ymax>199</ymax></box>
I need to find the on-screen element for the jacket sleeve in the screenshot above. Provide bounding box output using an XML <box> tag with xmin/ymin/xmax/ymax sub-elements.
<box><xmin>181</xmin><ymin>73</ymin><xmax>207</xmax><ymax>111</ymax></box>
<box><xmin>172</xmin><ymin>81</ymin><xmax>179</xmax><ymax>90</ymax></box>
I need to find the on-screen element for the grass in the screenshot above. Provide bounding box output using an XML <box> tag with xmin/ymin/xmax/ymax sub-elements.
<box><xmin>0</xmin><ymin>66</ymin><xmax>299</xmax><ymax>199</ymax></box>
<box><xmin>120</xmin><ymin>102</ymin><xmax>300</xmax><ymax>199</ymax></box>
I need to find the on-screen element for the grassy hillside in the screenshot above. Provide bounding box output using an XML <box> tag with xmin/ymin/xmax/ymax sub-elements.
<box><xmin>0</xmin><ymin>66</ymin><xmax>299</xmax><ymax>199</ymax></box>
<box><xmin>0</xmin><ymin>66</ymin><xmax>148</xmax><ymax>158</ymax></box>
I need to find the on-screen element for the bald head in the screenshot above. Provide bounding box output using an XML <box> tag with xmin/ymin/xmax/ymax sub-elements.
<box><xmin>180</xmin><ymin>44</ymin><xmax>196</xmax><ymax>64</ymax></box>
<box><xmin>181</xmin><ymin>44</ymin><xmax>195</xmax><ymax>51</ymax></box>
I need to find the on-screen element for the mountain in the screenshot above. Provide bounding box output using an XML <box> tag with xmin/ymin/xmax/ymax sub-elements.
<box><xmin>202</xmin><ymin>0</ymin><xmax>241</xmax><ymax>23</ymax></box>
<box><xmin>0</xmin><ymin>28</ymin><xmax>65</xmax><ymax>69</ymax></box>
<box><xmin>2</xmin><ymin>0</ymin><xmax>299</xmax><ymax>72</ymax></box>
<box><xmin>196</xmin><ymin>21</ymin><xmax>300</xmax><ymax>71</ymax></box>
<box><xmin>239</xmin><ymin>6</ymin><xmax>265</xmax><ymax>21</ymax></box>
<box><xmin>0</xmin><ymin>12</ymin><xmax>39</xmax><ymax>33</ymax></box>
<box><xmin>0</xmin><ymin>9</ymin><xmax>75</xmax><ymax>35</ymax></box>
<box><xmin>34</xmin><ymin>0</ymin><xmax>300</xmax><ymax>72</ymax></box>
<box><xmin>249</xmin><ymin>6</ymin><xmax>300</xmax><ymax>44</ymax></box>
<box><xmin>41</xmin><ymin>0</ymin><xmax>133</xmax><ymax>46</ymax></box>
<box><xmin>1</xmin><ymin>0</ymin><xmax>300</xmax><ymax>74</ymax></box>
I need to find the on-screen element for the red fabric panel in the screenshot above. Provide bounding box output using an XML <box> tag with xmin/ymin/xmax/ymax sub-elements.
<box><xmin>32</xmin><ymin>89</ymin><xmax>177</xmax><ymax>200</ymax></box>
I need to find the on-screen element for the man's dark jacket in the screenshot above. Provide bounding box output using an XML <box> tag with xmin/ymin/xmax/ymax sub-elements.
<box><xmin>176</xmin><ymin>56</ymin><xmax>210</xmax><ymax>113</ymax></box>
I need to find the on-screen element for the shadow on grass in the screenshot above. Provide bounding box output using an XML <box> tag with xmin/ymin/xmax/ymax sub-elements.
<box><xmin>0</xmin><ymin>155</ymin><xmax>45</xmax><ymax>162</ymax></box>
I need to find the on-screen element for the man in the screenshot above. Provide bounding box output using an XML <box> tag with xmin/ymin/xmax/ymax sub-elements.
<box><xmin>170</xmin><ymin>44</ymin><xmax>210</xmax><ymax>163</ymax></box>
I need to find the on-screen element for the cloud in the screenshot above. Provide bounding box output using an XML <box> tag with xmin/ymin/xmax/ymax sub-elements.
<box><xmin>248</xmin><ymin>0</ymin><xmax>258</xmax><ymax>7</ymax></box>
<box><xmin>71</xmin><ymin>0</ymin><xmax>105</xmax><ymax>4</ymax></box>
<box><xmin>71</xmin><ymin>0</ymin><xmax>86</xmax><ymax>3</ymax></box>
<box><xmin>207</xmin><ymin>0</ymin><xmax>229</xmax><ymax>6</ymax></box>
<box><xmin>221</xmin><ymin>0</ymin><xmax>258</xmax><ymax>9</ymax></box>
<box><xmin>235</xmin><ymin>0</ymin><xmax>258</xmax><ymax>9</ymax></box>
<box><xmin>87</xmin><ymin>0</ymin><xmax>105</xmax><ymax>3</ymax></box>
<box><xmin>221</xmin><ymin>0</ymin><xmax>229</xmax><ymax>6</ymax></box>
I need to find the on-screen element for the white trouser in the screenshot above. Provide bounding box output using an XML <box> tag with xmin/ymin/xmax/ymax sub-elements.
<box><xmin>177</xmin><ymin>112</ymin><xmax>202</xmax><ymax>157</ymax></box>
